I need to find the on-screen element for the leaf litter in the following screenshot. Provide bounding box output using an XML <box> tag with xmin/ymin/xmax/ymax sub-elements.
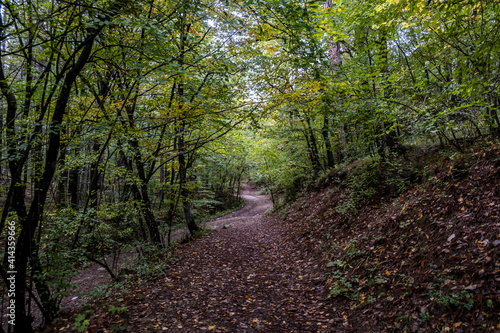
<box><xmin>40</xmin><ymin>145</ymin><xmax>500</xmax><ymax>332</ymax></box>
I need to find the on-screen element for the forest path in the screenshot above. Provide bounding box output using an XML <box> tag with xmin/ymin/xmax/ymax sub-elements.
<box><xmin>206</xmin><ymin>184</ymin><xmax>272</xmax><ymax>229</ymax></box>
<box><xmin>88</xmin><ymin>186</ymin><xmax>337</xmax><ymax>332</ymax></box>
<box><xmin>62</xmin><ymin>186</ymin><xmax>270</xmax><ymax>311</ymax></box>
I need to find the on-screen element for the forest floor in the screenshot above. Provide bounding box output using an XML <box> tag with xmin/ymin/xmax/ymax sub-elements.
<box><xmin>42</xmin><ymin>187</ymin><xmax>339</xmax><ymax>332</ymax></box>
<box><xmin>57</xmin><ymin>186</ymin><xmax>263</xmax><ymax>312</ymax></box>
<box><xmin>40</xmin><ymin>144</ymin><xmax>500</xmax><ymax>333</ymax></box>
<box><xmin>279</xmin><ymin>143</ymin><xmax>500</xmax><ymax>332</ymax></box>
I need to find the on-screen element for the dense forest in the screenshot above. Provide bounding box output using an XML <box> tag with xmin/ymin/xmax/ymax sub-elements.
<box><xmin>0</xmin><ymin>0</ymin><xmax>499</xmax><ymax>332</ymax></box>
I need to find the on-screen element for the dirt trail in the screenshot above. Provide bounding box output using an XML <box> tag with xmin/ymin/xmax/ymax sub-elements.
<box><xmin>60</xmin><ymin>187</ymin><xmax>270</xmax><ymax>309</ymax></box>
<box><xmin>207</xmin><ymin>185</ymin><xmax>272</xmax><ymax>230</ymax></box>
<box><xmin>55</xmin><ymin>187</ymin><xmax>338</xmax><ymax>332</ymax></box>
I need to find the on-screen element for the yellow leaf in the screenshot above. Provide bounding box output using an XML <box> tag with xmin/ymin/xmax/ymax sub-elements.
<box><xmin>208</xmin><ymin>325</ymin><xmax>216</xmax><ymax>330</ymax></box>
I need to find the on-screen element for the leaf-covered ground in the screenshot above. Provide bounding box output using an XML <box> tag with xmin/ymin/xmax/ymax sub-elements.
<box><xmin>284</xmin><ymin>144</ymin><xmax>500</xmax><ymax>332</ymax></box>
<box><xmin>42</xmin><ymin>191</ymin><xmax>338</xmax><ymax>332</ymax></box>
<box><xmin>40</xmin><ymin>144</ymin><xmax>499</xmax><ymax>332</ymax></box>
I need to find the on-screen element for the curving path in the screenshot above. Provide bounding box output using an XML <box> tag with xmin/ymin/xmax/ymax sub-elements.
<box><xmin>61</xmin><ymin>186</ymin><xmax>272</xmax><ymax>311</ymax></box>
<box><xmin>89</xmin><ymin>187</ymin><xmax>338</xmax><ymax>332</ymax></box>
<box><xmin>45</xmin><ymin>186</ymin><xmax>338</xmax><ymax>332</ymax></box>
<box><xmin>208</xmin><ymin>186</ymin><xmax>273</xmax><ymax>230</ymax></box>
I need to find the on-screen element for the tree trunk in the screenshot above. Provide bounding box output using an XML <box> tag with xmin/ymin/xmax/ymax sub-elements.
<box><xmin>488</xmin><ymin>93</ymin><xmax>500</xmax><ymax>138</ymax></box>
<box><xmin>176</xmin><ymin>8</ymin><xmax>199</xmax><ymax>236</ymax></box>
<box><xmin>322</xmin><ymin>115</ymin><xmax>335</xmax><ymax>168</ymax></box>
<box><xmin>69</xmin><ymin>165</ymin><xmax>80</xmax><ymax>209</ymax></box>
<box><xmin>178</xmin><ymin>121</ymin><xmax>199</xmax><ymax>236</ymax></box>
<box><xmin>88</xmin><ymin>142</ymin><xmax>102</xmax><ymax>210</ymax></box>
<box><xmin>304</xmin><ymin>115</ymin><xmax>321</xmax><ymax>173</ymax></box>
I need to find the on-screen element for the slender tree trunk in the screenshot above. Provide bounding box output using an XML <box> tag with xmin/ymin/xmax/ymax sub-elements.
<box><xmin>178</xmin><ymin>121</ymin><xmax>199</xmax><ymax>235</ymax></box>
<box><xmin>88</xmin><ymin>142</ymin><xmax>102</xmax><ymax>210</ymax></box>
<box><xmin>69</xmin><ymin>165</ymin><xmax>80</xmax><ymax>209</ymax></box>
<box><xmin>304</xmin><ymin>115</ymin><xmax>321</xmax><ymax>173</ymax></box>
<box><xmin>56</xmin><ymin>149</ymin><xmax>68</xmax><ymax>208</ymax></box>
<box><xmin>322</xmin><ymin>115</ymin><xmax>335</xmax><ymax>168</ymax></box>
<box><xmin>124</xmin><ymin>96</ymin><xmax>163</xmax><ymax>245</ymax></box>
<box><xmin>487</xmin><ymin>94</ymin><xmax>500</xmax><ymax>138</ymax></box>
<box><xmin>176</xmin><ymin>6</ymin><xmax>199</xmax><ymax>236</ymax></box>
